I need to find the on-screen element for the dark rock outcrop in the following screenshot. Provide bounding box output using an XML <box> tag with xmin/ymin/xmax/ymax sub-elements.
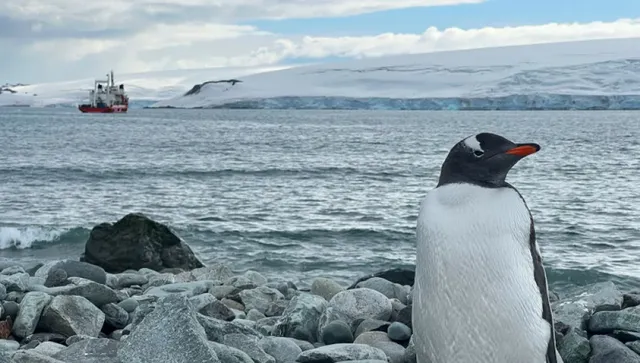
<box><xmin>184</xmin><ymin>80</ymin><xmax>242</xmax><ymax>96</ymax></box>
<box><xmin>80</xmin><ymin>213</ymin><xmax>204</xmax><ymax>273</ymax></box>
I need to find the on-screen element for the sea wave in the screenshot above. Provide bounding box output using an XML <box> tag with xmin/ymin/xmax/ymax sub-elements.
<box><xmin>0</xmin><ymin>165</ymin><xmax>421</xmax><ymax>182</ymax></box>
<box><xmin>0</xmin><ymin>226</ymin><xmax>89</xmax><ymax>250</ymax></box>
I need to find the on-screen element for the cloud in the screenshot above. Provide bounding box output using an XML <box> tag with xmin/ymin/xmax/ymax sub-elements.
<box><xmin>270</xmin><ymin>18</ymin><xmax>640</xmax><ymax>59</ymax></box>
<box><xmin>2</xmin><ymin>0</ymin><xmax>639</xmax><ymax>83</ymax></box>
<box><xmin>25</xmin><ymin>17</ymin><xmax>633</xmax><ymax>73</ymax></box>
<box><xmin>2</xmin><ymin>0</ymin><xmax>483</xmax><ymax>27</ymax></box>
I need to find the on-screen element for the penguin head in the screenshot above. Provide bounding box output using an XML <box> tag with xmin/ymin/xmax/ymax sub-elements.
<box><xmin>437</xmin><ymin>132</ymin><xmax>540</xmax><ymax>187</ymax></box>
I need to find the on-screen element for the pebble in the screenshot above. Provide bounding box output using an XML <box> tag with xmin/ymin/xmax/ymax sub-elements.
<box><xmin>321</xmin><ymin>320</ymin><xmax>354</xmax><ymax>344</ymax></box>
<box><xmin>387</xmin><ymin>322</ymin><xmax>412</xmax><ymax>341</ymax></box>
<box><xmin>0</xmin><ymin>213</ymin><xmax>629</xmax><ymax>363</ymax></box>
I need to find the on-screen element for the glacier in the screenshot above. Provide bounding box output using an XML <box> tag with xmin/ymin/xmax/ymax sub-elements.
<box><xmin>3</xmin><ymin>37</ymin><xmax>640</xmax><ymax>111</ymax></box>
<box><xmin>0</xmin><ymin>65</ymin><xmax>292</xmax><ymax>109</ymax></box>
<box><xmin>151</xmin><ymin>37</ymin><xmax>640</xmax><ymax>110</ymax></box>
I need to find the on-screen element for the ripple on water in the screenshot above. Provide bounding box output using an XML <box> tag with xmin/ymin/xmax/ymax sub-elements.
<box><xmin>0</xmin><ymin>108</ymin><xmax>639</xmax><ymax>289</ymax></box>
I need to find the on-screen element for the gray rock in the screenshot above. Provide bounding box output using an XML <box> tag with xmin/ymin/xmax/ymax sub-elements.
<box><xmin>588</xmin><ymin>310</ymin><xmax>640</xmax><ymax>333</ymax></box>
<box><xmin>0</xmin><ymin>284</ymin><xmax>6</xmax><ymax>300</ymax></box>
<box><xmin>127</xmin><ymin>303</ymin><xmax>155</xmax><ymax>330</ymax></box>
<box><xmin>189</xmin><ymin>293</ymin><xmax>217</xmax><ymax>311</ymax></box>
<box><xmin>0</xmin><ymin>273</ymin><xmax>29</xmax><ymax>292</ymax></box>
<box><xmin>259</xmin><ymin>336</ymin><xmax>302</xmax><ymax>363</ymax></box>
<box><xmin>101</xmin><ymin>303</ymin><xmax>129</xmax><ymax>329</ymax></box>
<box><xmin>389</xmin><ymin>299</ymin><xmax>406</xmax><ymax>322</ymax></box>
<box><xmin>110</xmin><ymin>329</ymin><xmax>125</xmax><ymax>340</ymax></box>
<box><xmin>296</xmin><ymin>343</ymin><xmax>388</xmax><ymax>362</ymax></box>
<box><xmin>557</xmin><ymin>327</ymin><xmax>590</xmax><ymax>363</ymax></box>
<box><xmin>109</xmin><ymin>273</ymin><xmax>148</xmax><ymax>289</ymax></box>
<box><xmin>13</xmin><ymin>291</ymin><xmax>52</xmax><ymax>339</ymax></box>
<box><xmin>210</xmin><ymin>285</ymin><xmax>237</xmax><ymax>300</ymax></box>
<box><xmin>223</xmin><ymin>333</ymin><xmax>275</xmax><ymax>363</ymax></box>
<box><xmin>226</xmin><ymin>276</ymin><xmax>258</xmax><ymax>290</ymax></box>
<box><xmin>247</xmin><ymin>309</ymin><xmax>267</xmax><ymax>321</ymax></box>
<box><xmin>197</xmin><ymin>313</ymin><xmax>262</xmax><ymax>342</ymax></box>
<box><xmin>65</xmin><ymin>335</ymin><xmax>93</xmax><ymax>346</ymax></box>
<box><xmin>589</xmin><ymin>334</ymin><xmax>640</xmax><ymax>363</ymax></box>
<box><xmin>208</xmin><ymin>341</ymin><xmax>253</xmax><ymax>363</ymax></box>
<box><xmin>3</xmin><ymin>301</ymin><xmax>19</xmax><ymax>321</ymax></box>
<box><xmin>33</xmin><ymin>342</ymin><xmax>66</xmax><ymax>356</ymax></box>
<box><xmin>0</xmin><ymin>339</ymin><xmax>19</xmax><ymax>352</ymax></box>
<box><xmin>117</xmin><ymin>298</ymin><xmax>138</xmax><ymax>313</ymax></box>
<box><xmin>145</xmin><ymin>280</ymin><xmax>215</xmax><ymax>298</ymax></box>
<box><xmin>310</xmin><ymin>278</ymin><xmax>345</xmax><ymax>301</ymax></box>
<box><xmin>144</xmin><ymin>273</ymin><xmax>177</xmax><ymax>290</ymax></box>
<box><xmin>234</xmin><ymin>319</ymin><xmax>257</xmax><ymax>329</ymax></box>
<box><xmin>35</xmin><ymin>260</ymin><xmax>107</xmax><ymax>285</ymax></box>
<box><xmin>243</xmin><ymin>271</ymin><xmax>268</xmax><ymax>286</ymax></box>
<box><xmin>38</xmin><ymin>277</ymin><xmax>119</xmax><ymax>307</ymax></box>
<box><xmin>117</xmin><ymin>294</ymin><xmax>220</xmax><ymax>363</ymax></box>
<box><xmin>80</xmin><ymin>213</ymin><xmax>204</xmax><ymax>273</ymax></box>
<box><xmin>403</xmin><ymin>337</ymin><xmax>416</xmax><ymax>363</ymax></box>
<box><xmin>627</xmin><ymin>341</ymin><xmax>640</xmax><ymax>355</ymax></box>
<box><xmin>624</xmin><ymin>294</ymin><xmax>640</xmax><ymax>309</ymax></box>
<box><xmin>273</xmin><ymin>293</ymin><xmax>328</xmax><ymax>343</ymax></box>
<box><xmin>355</xmin><ymin>277</ymin><xmax>409</xmax><ymax>304</ymax></box>
<box><xmin>223</xmin><ymin>298</ymin><xmax>246</xmax><ymax>311</ymax></box>
<box><xmin>23</xmin><ymin>332</ymin><xmax>67</xmax><ymax>345</ymax></box>
<box><xmin>182</xmin><ymin>264</ymin><xmax>235</xmax><ymax>283</ymax></box>
<box><xmin>354</xmin><ymin>331</ymin><xmax>405</xmax><ymax>363</ymax></box>
<box><xmin>335</xmin><ymin>361</ymin><xmax>388</xmax><ymax>363</ymax></box>
<box><xmin>291</xmin><ymin>338</ymin><xmax>315</xmax><ymax>351</ymax></box>
<box><xmin>387</xmin><ymin>322</ymin><xmax>411</xmax><ymax>342</ymax></box>
<box><xmin>256</xmin><ymin>317</ymin><xmax>281</xmax><ymax>336</ymax></box>
<box><xmin>10</xmin><ymin>350</ymin><xmax>66</xmax><ymax>363</ymax></box>
<box><xmin>6</xmin><ymin>291</ymin><xmax>25</xmax><ymax>303</ymax></box>
<box><xmin>321</xmin><ymin>320</ymin><xmax>354</xmax><ymax>345</ymax></box>
<box><xmin>53</xmin><ymin>338</ymin><xmax>120</xmax><ymax>363</ymax></box>
<box><xmin>552</xmin><ymin>282</ymin><xmax>623</xmax><ymax>330</ymax></box>
<box><xmin>2</xmin><ymin>266</ymin><xmax>25</xmax><ymax>275</ymax></box>
<box><xmin>38</xmin><ymin>295</ymin><xmax>105</xmax><ymax>338</ymax></box>
<box><xmin>41</xmin><ymin>269</ymin><xmax>68</xmax><ymax>288</ymax></box>
<box><xmin>266</xmin><ymin>300</ymin><xmax>289</xmax><ymax>317</ymax></box>
<box><xmin>611</xmin><ymin>330</ymin><xmax>640</xmax><ymax>342</ymax></box>
<box><xmin>394</xmin><ymin>306</ymin><xmax>412</xmax><ymax>330</ymax></box>
<box><xmin>319</xmin><ymin>288</ymin><xmax>392</xmax><ymax>338</ymax></box>
<box><xmin>199</xmin><ymin>299</ymin><xmax>235</xmax><ymax>321</ymax></box>
<box><xmin>239</xmin><ymin>286</ymin><xmax>285</xmax><ymax>315</ymax></box>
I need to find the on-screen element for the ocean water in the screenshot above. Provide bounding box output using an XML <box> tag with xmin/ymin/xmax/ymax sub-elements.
<box><xmin>0</xmin><ymin>107</ymin><xmax>639</xmax><ymax>291</ymax></box>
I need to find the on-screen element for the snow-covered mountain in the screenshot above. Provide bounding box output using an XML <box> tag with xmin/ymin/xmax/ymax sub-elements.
<box><xmin>0</xmin><ymin>65</ymin><xmax>293</xmax><ymax>108</ymax></box>
<box><xmin>151</xmin><ymin>37</ymin><xmax>640</xmax><ymax>110</ymax></box>
<box><xmin>2</xmin><ymin>37</ymin><xmax>640</xmax><ymax>110</ymax></box>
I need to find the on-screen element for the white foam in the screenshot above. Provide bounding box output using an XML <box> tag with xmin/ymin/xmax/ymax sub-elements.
<box><xmin>0</xmin><ymin>227</ymin><xmax>63</xmax><ymax>249</ymax></box>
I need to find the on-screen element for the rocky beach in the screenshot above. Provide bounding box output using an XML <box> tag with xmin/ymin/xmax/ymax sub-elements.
<box><xmin>0</xmin><ymin>212</ymin><xmax>635</xmax><ymax>363</ymax></box>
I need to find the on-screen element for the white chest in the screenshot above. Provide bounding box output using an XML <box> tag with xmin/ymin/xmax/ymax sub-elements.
<box><xmin>413</xmin><ymin>183</ymin><xmax>550</xmax><ymax>363</ymax></box>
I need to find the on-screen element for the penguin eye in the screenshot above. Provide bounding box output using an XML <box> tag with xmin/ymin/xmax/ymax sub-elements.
<box><xmin>473</xmin><ymin>150</ymin><xmax>484</xmax><ymax>157</ymax></box>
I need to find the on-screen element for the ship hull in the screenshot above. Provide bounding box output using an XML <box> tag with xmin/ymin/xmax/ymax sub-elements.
<box><xmin>78</xmin><ymin>104</ymin><xmax>128</xmax><ymax>113</ymax></box>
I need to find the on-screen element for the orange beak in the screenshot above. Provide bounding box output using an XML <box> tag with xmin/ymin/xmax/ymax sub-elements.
<box><xmin>505</xmin><ymin>143</ymin><xmax>540</xmax><ymax>157</ymax></box>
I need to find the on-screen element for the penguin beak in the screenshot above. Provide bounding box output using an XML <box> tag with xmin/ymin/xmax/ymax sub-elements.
<box><xmin>505</xmin><ymin>143</ymin><xmax>540</xmax><ymax>157</ymax></box>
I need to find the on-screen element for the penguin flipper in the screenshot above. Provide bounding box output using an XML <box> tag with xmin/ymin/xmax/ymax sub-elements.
<box><xmin>530</xmin><ymin>222</ymin><xmax>559</xmax><ymax>363</ymax></box>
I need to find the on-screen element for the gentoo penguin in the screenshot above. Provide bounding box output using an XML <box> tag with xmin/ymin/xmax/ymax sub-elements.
<box><xmin>412</xmin><ymin>132</ymin><xmax>563</xmax><ymax>363</ymax></box>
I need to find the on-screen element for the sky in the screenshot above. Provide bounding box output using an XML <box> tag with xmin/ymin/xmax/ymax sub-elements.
<box><xmin>1</xmin><ymin>0</ymin><xmax>639</xmax><ymax>83</ymax></box>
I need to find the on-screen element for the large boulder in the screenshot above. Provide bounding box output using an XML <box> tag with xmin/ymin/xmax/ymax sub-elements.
<box><xmin>80</xmin><ymin>213</ymin><xmax>204</xmax><ymax>273</ymax></box>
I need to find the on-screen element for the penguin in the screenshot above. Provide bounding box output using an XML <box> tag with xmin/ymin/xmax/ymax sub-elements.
<box><xmin>412</xmin><ymin>132</ymin><xmax>563</xmax><ymax>363</ymax></box>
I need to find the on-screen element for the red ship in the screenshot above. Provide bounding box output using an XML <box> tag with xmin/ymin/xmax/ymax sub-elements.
<box><xmin>78</xmin><ymin>70</ymin><xmax>129</xmax><ymax>113</ymax></box>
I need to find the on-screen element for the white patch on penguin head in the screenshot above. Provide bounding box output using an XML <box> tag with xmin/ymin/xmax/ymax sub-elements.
<box><xmin>463</xmin><ymin>135</ymin><xmax>484</xmax><ymax>156</ymax></box>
